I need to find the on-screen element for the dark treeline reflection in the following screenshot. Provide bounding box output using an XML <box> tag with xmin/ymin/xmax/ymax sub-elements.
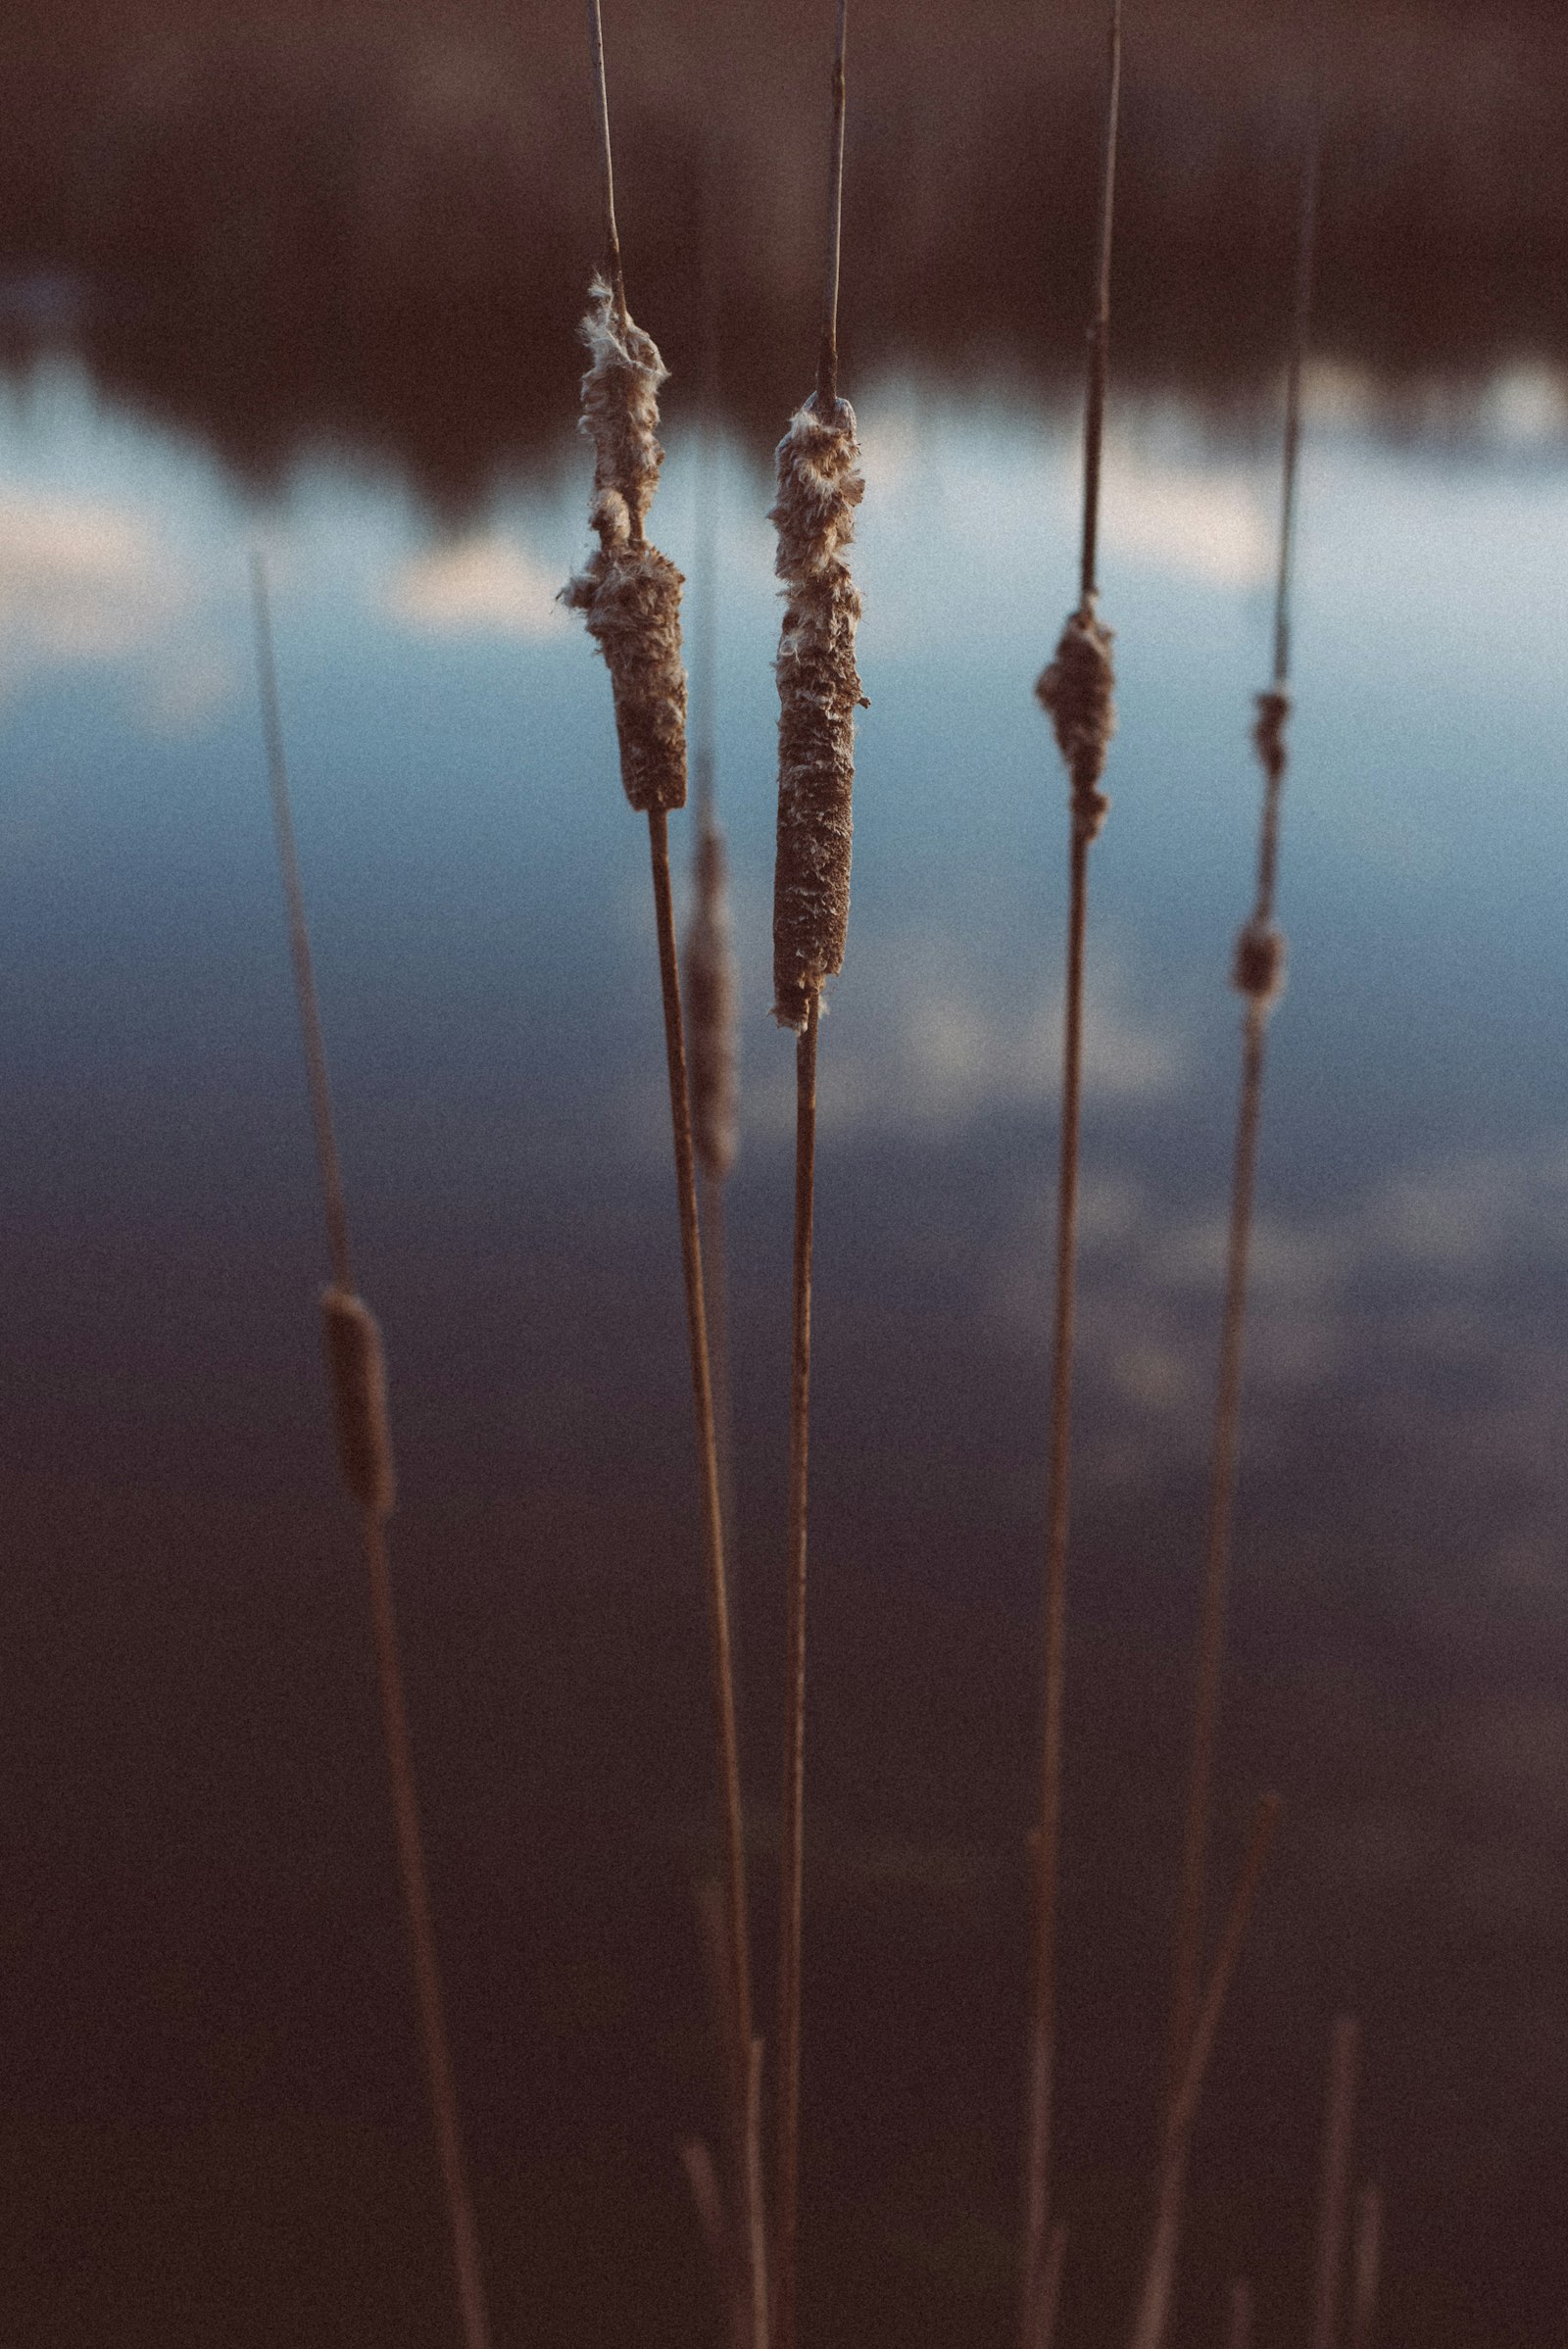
<box><xmin>2</xmin><ymin>0</ymin><xmax>1567</xmax><ymax>504</ymax></box>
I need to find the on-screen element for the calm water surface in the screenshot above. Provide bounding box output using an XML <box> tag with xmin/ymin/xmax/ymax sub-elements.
<box><xmin>2</xmin><ymin>347</ymin><xmax>1567</xmax><ymax>2347</ymax></box>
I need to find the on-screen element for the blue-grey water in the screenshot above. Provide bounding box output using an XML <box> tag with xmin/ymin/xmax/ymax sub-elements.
<box><xmin>3</xmin><ymin>349</ymin><xmax>1568</xmax><ymax>2347</ymax></box>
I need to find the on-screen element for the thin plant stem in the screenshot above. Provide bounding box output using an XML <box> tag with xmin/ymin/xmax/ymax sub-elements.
<box><xmin>1349</xmin><ymin>2180</ymin><xmax>1382</xmax><ymax>2349</ymax></box>
<box><xmin>1036</xmin><ymin>2223</ymin><xmax>1068</xmax><ymax>2349</ymax></box>
<box><xmin>816</xmin><ymin>0</ymin><xmax>849</xmax><ymax>409</ymax></box>
<box><xmin>1127</xmin><ymin>1794</ymin><xmax>1281</xmax><ymax>2349</ymax></box>
<box><xmin>252</xmin><ymin>554</ymin><xmax>492</xmax><ymax>2349</ymax></box>
<box><xmin>1164</xmin><ymin>103</ymin><xmax>1319</xmax><ymax>2111</ymax></box>
<box><xmin>1310</xmin><ymin>2017</ymin><xmax>1361</xmax><ymax>2349</ymax></box>
<box><xmin>1225</xmin><ymin>2279</ymin><xmax>1255</xmax><ymax>2349</ymax></box>
<box><xmin>1080</xmin><ymin>0</ymin><xmax>1124</xmax><ymax>605</ymax></box>
<box><xmin>361</xmin><ymin>1511</ymin><xmax>494</xmax><ymax>2349</ymax></box>
<box><xmin>585</xmin><ymin>0</ymin><xmax>627</xmax><ymax>332</ymax></box>
<box><xmin>1020</xmin><ymin>22</ymin><xmax>1124</xmax><ymax>2299</ymax></box>
<box><xmin>251</xmin><ymin>555</ymin><xmax>352</xmax><ymax>1294</ymax></box>
<box><xmin>702</xmin><ymin>1170</ymin><xmax>739</xmax><ymax>1566</ymax></box>
<box><xmin>646</xmin><ymin>807</ymin><xmax>762</xmax><ymax>2337</ymax></box>
<box><xmin>771</xmin><ymin>12</ymin><xmax>852</xmax><ymax>2338</ymax></box>
<box><xmin>774</xmin><ymin>992</ymin><xmax>820</xmax><ymax>2349</ymax></box>
<box><xmin>1021</xmin><ymin>822</ymin><xmax>1090</xmax><ymax>2346</ymax></box>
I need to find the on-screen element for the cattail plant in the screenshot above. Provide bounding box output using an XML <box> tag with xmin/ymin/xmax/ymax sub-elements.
<box><xmin>561</xmin><ymin>10</ymin><xmax>763</xmax><ymax>2343</ymax></box>
<box><xmin>769</xmin><ymin>10</ymin><xmax>864</xmax><ymax>2349</ymax></box>
<box><xmin>249</xmin><ymin>555</ymin><xmax>493</xmax><ymax>2349</ymax></box>
<box><xmin>1164</xmin><ymin>106</ymin><xmax>1320</xmax><ymax>2138</ymax></box>
<box><xmin>1019</xmin><ymin>8</ymin><xmax>1124</xmax><ymax>2344</ymax></box>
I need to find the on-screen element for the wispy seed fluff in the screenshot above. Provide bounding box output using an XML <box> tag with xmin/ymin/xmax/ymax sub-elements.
<box><xmin>562</xmin><ymin>276</ymin><xmax>688</xmax><ymax>813</ymax></box>
<box><xmin>685</xmin><ymin>825</ymin><xmax>739</xmax><ymax>1182</ymax></box>
<box><xmin>1036</xmin><ymin>601</ymin><xmax>1116</xmax><ymax>843</ymax></box>
<box><xmin>770</xmin><ymin>393</ymin><xmax>867</xmax><ymax>1032</ymax></box>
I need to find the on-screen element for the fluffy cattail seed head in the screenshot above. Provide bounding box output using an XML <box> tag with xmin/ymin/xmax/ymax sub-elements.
<box><xmin>1233</xmin><ymin>916</ymin><xmax>1287</xmax><ymax>1005</ymax></box>
<box><xmin>770</xmin><ymin>393</ymin><xmax>866</xmax><ymax>1032</ymax></box>
<box><xmin>685</xmin><ymin>824</ymin><xmax>739</xmax><ymax>1182</ymax></box>
<box><xmin>1037</xmin><ymin>601</ymin><xmax>1116</xmax><ymax>843</ymax></box>
<box><xmin>1252</xmin><ymin>687</ymin><xmax>1291</xmax><ymax>783</ymax></box>
<box><xmin>562</xmin><ymin>276</ymin><xmax>688</xmax><ymax>813</ymax></box>
<box><xmin>320</xmin><ymin>1287</ymin><xmax>397</xmax><ymax>1520</ymax></box>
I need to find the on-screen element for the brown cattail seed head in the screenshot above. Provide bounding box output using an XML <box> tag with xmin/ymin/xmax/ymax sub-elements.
<box><xmin>562</xmin><ymin>276</ymin><xmax>688</xmax><ymax>813</ymax></box>
<box><xmin>685</xmin><ymin>823</ymin><xmax>739</xmax><ymax>1182</ymax></box>
<box><xmin>770</xmin><ymin>392</ymin><xmax>866</xmax><ymax>1031</ymax></box>
<box><xmin>1233</xmin><ymin>916</ymin><xmax>1287</xmax><ymax>1005</ymax></box>
<box><xmin>320</xmin><ymin>1287</ymin><xmax>397</xmax><ymax>1520</ymax></box>
<box><xmin>1037</xmin><ymin>601</ymin><xmax>1116</xmax><ymax>843</ymax></box>
<box><xmin>1252</xmin><ymin>687</ymin><xmax>1291</xmax><ymax>783</ymax></box>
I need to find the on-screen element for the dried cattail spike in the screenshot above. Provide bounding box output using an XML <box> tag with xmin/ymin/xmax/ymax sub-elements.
<box><xmin>686</xmin><ymin>824</ymin><xmax>739</xmax><ymax>1182</ymax></box>
<box><xmin>320</xmin><ymin>1286</ymin><xmax>397</xmax><ymax>1520</ymax></box>
<box><xmin>562</xmin><ymin>275</ymin><xmax>688</xmax><ymax>813</ymax></box>
<box><xmin>1252</xmin><ymin>686</ymin><xmax>1292</xmax><ymax>783</ymax></box>
<box><xmin>1037</xmin><ymin>599</ymin><xmax>1116</xmax><ymax>842</ymax></box>
<box><xmin>770</xmin><ymin>392</ymin><xmax>866</xmax><ymax>1031</ymax></box>
<box><xmin>1232</xmin><ymin>916</ymin><xmax>1287</xmax><ymax>1005</ymax></box>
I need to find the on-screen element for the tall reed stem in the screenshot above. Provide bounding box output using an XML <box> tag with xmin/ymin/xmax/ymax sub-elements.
<box><xmin>251</xmin><ymin>556</ymin><xmax>493</xmax><ymax>2349</ymax></box>
<box><xmin>1020</xmin><ymin>10</ymin><xmax>1123</xmax><ymax>2342</ymax></box>
<box><xmin>1310</xmin><ymin>2016</ymin><xmax>1360</xmax><ymax>2349</ymax></box>
<box><xmin>774</xmin><ymin>996</ymin><xmax>819</xmax><ymax>2349</ymax></box>
<box><xmin>648</xmin><ymin>802</ymin><xmax>760</xmax><ymax>2297</ymax></box>
<box><xmin>1126</xmin><ymin>1793</ymin><xmax>1280</xmax><ymax>2349</ymax></box>
<box><xmin>1164</xmin><ymin>107</ymin><xmax>1319</xmax><ymax>2115</ymax></box>
<box><xmin>772</xmin><ymin>13</ymin><xmax>853</xmax><ymax>2344</ymax></box>
<box><xmin>570</xmin><ymin>20</ymin><xmax>763</xmax><ymax>2333</ymax></box>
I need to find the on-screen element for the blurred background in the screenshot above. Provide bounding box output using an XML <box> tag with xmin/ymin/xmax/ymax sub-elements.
<box><xmin>1</xmin><ymin>1</ymin><xmax>1566</xmax><ymax>2344</ymax></box>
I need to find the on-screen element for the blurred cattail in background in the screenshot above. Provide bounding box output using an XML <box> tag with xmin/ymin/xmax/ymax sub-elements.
<box><xmin>251</xmin><ymin>554</ymin><xmax>494</xmax><ymax>2349</ymax></box>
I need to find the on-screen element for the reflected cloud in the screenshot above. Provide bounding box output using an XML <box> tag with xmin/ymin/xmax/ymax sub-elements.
<box><xmin>1101</xmin><ymin>447</ymin><xmax>1273</xmax><ymax>588</ymax></box>
<box><xmin>808</xmin><ymin>945</ymin><xmax>1189</xmax><ymax>1138</ymax></box>
<box><xmin>996</xmin><ymin>1131</ymin><xmax>1568</xmax><ymax>1479</ymax></box>
<box><xmin>0</xmin><ymin>484</ymin><xmax>184</xmax><ymax>689</ymax></box>
<box><xmin>138</xmin><ymin>647</ymin><xmax>240</xmax><ymax>739</ymax></box>
<box><xmin>386</xmin><ymin>533</ymin><xmax>569</xmax><ymax>639</ymax></box>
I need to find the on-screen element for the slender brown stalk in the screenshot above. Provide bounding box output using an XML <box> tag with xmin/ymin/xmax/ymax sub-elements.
<box><xmin>771</xmin><ymin>13</ymin><xmax>858</xmax><ymax>2346</ymax></box>
<box><xmin>565</xmin><ymin>24</ymin><xmax>763</xmax><ymax>2337</ymax></box>
<box><xmin>1127</xmin><ymin>1795</ymin><xmax>1281</xmax><ymax>2349</ymax></box>
<box><xmin>1309</xmin><ymin>2016</ymin><xmax>1361</xmax><ymax>2349</ymax></box>
<box><xmin>1349</xmin><ymin>2179</ymin><xmax>1382</xmax><ymax>2349</ymax></box>
<box><xmin>648</xmin><ymin>806</ymin><xmax>760</xmax><ymax>2315</ymax></box>
<box><xmin>1225</xmin><ymin>2278</ymin><xmax>1254</xmax><ymax>2349</ymax></box>
<box><xmin>774</xmin><ymin>997</ymin><xmax>820</xmax><ymax>2349</ymax></box>
<box><xmin>686</xmin><ymin>155</ymin><xmax>740</xmax><ymax>1535</ymax></box>
<box><xmin>251</xmin><ymin>557</ymin><xmax>493</xmax><ymax>2349</ymax></box>
<box><xmin>1036</xmin><ymin>2223</ymin><xmax>1068</xmax><ymax>2349</ymax></box>
<box><xmin>1020</xmin><ymin>9</ymin><xmax>1123</xmax><ymax>2343</ymax></box>
<box><xmin>1164</xmin><ymin>102</ymin><xmax>1320</xmax><ymax>2113</ymax></box>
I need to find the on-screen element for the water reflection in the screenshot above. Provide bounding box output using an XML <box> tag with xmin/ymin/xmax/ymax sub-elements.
<box><xmin>5</xmin><ymin>1</ymin><xmax>1568</xmax><ymax>502</ymax></box>
<box><xmin>2</xmin><ymin>178</ymin><xmax>1568</xmax><ymax>2349</ymax></box>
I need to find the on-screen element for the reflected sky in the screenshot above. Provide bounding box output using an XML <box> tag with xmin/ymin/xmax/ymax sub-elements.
<box><xmin>3</xmin><ymin>360</ymin><xmax>1568</xmax><ymax>2347</ymax></box>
